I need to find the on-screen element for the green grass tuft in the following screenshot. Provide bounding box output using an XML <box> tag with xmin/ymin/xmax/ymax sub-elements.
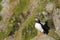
<box><xmin>0</xmin><ymin>0</ymin><xmax>2</xmax><ymax>3</ymax></box>
<box><xmin>0</xmin><ymin>15</ymin><xmax>2</xmax><ymax>21</ymax></box>
<box><xmin>50</xmin><ymin>0</ymin><xmax>54</xmax><ymax>2</ymax></box>
<box><xmin>0</xmin><ymin>30</ymin><xmax>6</xmax><ymax>40</ymax></box>
<box><xmin>0</xmin><ymin>5</ymin><xmax>2</xmax><ymax>11</ymax></box>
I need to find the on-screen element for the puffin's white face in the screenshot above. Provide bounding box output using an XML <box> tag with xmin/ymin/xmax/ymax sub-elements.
<box><xmin>35</xmin><ymin>18</ymin><xmax>38</xmax><ymax>22</ymax></box>
<box><xmin>35</xmin><ymin>18</ymin><xmax>38</xmax><ymax>21</ymax></box>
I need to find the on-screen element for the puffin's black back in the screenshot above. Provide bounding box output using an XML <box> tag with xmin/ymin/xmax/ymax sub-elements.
<box><xmin>42</xmin><ymin>21</ymin><xmax>50</xmax><ymax>34</ymax></box>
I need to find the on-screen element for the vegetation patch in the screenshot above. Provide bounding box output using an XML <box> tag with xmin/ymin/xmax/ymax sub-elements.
<box><xmin>0</xmin><ymin>0</ymin><xmax>2</xmax><ymax>3</ymax></box>
<box><xmin>50</xmin><ymin>0</ymin><xmax>54</xmax><ymax>2</ymax></box>
<box><xmin>0</xmin><ymin>15</ymin><xmax>2</xmax><ymax>21</ymax></box>
<box><xmin>0</xmin><ymin>30</ymin><xmax>6</xmax><ymax>40</ymax></box>
<box><xmin>14</xmin><ymin>0</ymin><xmax>30</xmax><ymax>17</ymax></box>
<box><xmin>0</xmin><ymin>1</ymin><xmax>31</xmax><ymax>40</ymax></box>
<box><xmin>0</xmin><ymin>5</ymin><xmax>2</xmax><ymax>11</ymax></box>
<box><xmin>15</xmin><ymin>7</ymin><xmax>43</xmax><ymax>40</ymax></box>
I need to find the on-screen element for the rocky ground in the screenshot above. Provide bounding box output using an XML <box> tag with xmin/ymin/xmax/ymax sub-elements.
<box><xmin>31</xmin><ymin>34</ymin><xmax>55</xmax><ymax>40</ymax></box>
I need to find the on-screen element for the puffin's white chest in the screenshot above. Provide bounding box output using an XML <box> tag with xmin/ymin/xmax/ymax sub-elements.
<box><xmin>35</xmin><ymin>23</ymin><xmax>44</xmax><ymax>32</ymax></box>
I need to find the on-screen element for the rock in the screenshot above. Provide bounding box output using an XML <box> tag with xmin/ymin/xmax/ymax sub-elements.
<box><xmin>45</xmin><ymin>2</ymin><xmax>55</xmax><ymax>13</ymax></box>
<box><xmin>53</xmin><ymin>8</ymin><xmax>60</xmax><ymax>36</ymax></box>
<box><xmin>31</xmin><ymin>34</ymin><xmax>55</xmax><ymax>40</ymax></box>
<box><xmin>1</xmin><ymin>0</ymin><xmax>9</xmax><ymax>7</ymax></box>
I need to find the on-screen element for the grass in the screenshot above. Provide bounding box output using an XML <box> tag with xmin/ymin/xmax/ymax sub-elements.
<box><xmin>0</xmin><ymin>15</ymin><xmax>2</xmax><ymax>21</ymax></box>
<box><xmin>0</xmin><ymin>22</ymin><xmax>14</xmax><ymax>40</ymax></box>
<box><xmin>10</xmin><ymin>0</ymin><xmax>16</xmax><ymax>3</ymax></box>
<box><xmin>0</xmin><ymin>0</ymin><xmax>30</xmax><ymax>39</ymax></box>
<box><xmin>15</xmin><ymin>3</ymin><xmax>45</xmax><ymax>40</ymax></box>
<box><xmin>14</xmin><ymin>0</ymin><xmax>30</xmax><ymax>17</ymax></box>
<box><xmin>15</xmin><ymin>0</ymin><xmax>47</xmax><ymax>40</ymax></box>
<box><xmin>50</xmin><ymin>0</ymin><xmax>54</xmax><ymax>2</ymax></box>
<box><xmin>0</xmin><ymin>30</ymin><xmax>7</xmax><ymax>40</ymax></box>
<box><xmin>7</xmin><ymin>23</ymin><xmax>13</xmax><ymax>33</ymax></box>
<box><xmin>0</xmin><ymin>0</ymin><xmax>31</xmax><ymax>40</ymax></box>
<box><xmin>0</xmin><ymin>5</ymin><xmax>2</xmax><ymax>11</ymax></box>
<box><xmin>21</xmin><ymin>14</ymin><xmax>37</xmax><ymax>40</ymax></box>
<box><xmin>0</xmin><ymin>0</ymin><xmax>2</xmax><ymax>3</ymax></box>
<box><xmin>7</xmin><ymin>0</ymin><xmax>30</xmax><ymax>33</ymax></box>
<box><xmin>0</xmin><ymin>0</ymin><xmax>59</xmax><ymax>40</ymax></box>
<box><xmin>15</xmin><ymin>8</ymin><xmax>37</xmax><ymax>40</ymax></box>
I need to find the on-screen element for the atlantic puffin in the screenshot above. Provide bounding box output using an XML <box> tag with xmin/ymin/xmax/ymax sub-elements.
<box><xmin>35</xmin><ymin>18</ymin><xmax>44</xmax><ymax>37</ymax></box>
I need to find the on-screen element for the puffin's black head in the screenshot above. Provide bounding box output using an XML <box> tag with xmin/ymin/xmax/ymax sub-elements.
<box><xmin>35</xmin><ymin>18</ymin><xmax>40</xmax><ymax>23</ymax></box>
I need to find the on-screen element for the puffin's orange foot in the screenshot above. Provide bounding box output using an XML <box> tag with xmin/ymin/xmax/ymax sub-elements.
<box><xmin>37</xmin><ymin>33</ymin><xmax>43</xmax><ymax>38</ymax></box>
